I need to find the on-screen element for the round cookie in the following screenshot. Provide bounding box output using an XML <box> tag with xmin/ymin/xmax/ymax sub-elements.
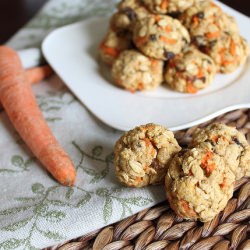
<box><xmin>133</xmin><ymin>15</ymin><xmax>190</xmax><ymax>60</ymax></box>
<box><xmin>202</xmin><ymin>33</ymin><xmax>249</xmax><ymax>73</ymax></box>
<box><xmin>114</xmin><ymin>123</ymin><xmax>181</xmax><ymax>187</ymax></box>
<box><xmin>165</xmin><ymin>148</ymin><xmax>235</xmax><ymax>222</ymax></box>
<box><xmin>111</xmin><ymin>50</ymin><xmax>164</xmax><ymax>92</ymax></box>
<box><xmin>181</xmin><ymin>1</ymin><xmax>239</xmax><ymax>48</ymax></box>
<box><xmin>111</xmin><ymin>1</ymin><xmax>151</xmax><ymax>31</ymax></box>
<box><xmin>164</xmin><ymin>46</ymin><xmax>216</xmax><ymax>93</ymax></box>
<box><xmin>191</xmin><ymin>123</ymin><xmax>250</xmax><ymax>180</ymax></box>
<box><xmin>99</xmin><ymin>29</ymin><xmax>132</xmax><ymax>65</ymax></box>
<box><xmin>141</xmin><ymin>0</ymin><xmax>194</xmax><ymax>15</ymax></box>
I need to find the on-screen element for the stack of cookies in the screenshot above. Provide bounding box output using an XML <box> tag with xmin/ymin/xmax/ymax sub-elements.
<box><xmin>114</xmin><ymin>123</ymin><xmax>250</xmax><ymax>222</ymax></box>
<box><xmin>99</xmin><ymin>0</ymin><xmax>249</xmax><ymax>94</ymax></box>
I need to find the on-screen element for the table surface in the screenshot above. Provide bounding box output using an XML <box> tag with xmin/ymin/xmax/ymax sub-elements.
<box><xmin>0</xmin><ymin>0</ymin><xmax>250</xmax><ymax>44</ymax></box>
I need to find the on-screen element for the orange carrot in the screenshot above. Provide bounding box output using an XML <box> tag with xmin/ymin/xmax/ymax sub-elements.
<box><xmin>179</xmin><ymin>200</ymin><xmax>197</xmax><ymax>217</ymax></box>
<box><xmin>197</xmin><ymin>67</ymin><xmax>204</xmax><ymax>78</ymax></box>
<box><xmin>135</xmin><ymin>36</ymin><xmax>148</xmax><ymax>46</ymax></box>
<box><xmin>230</xmin><ymin>39</ymin><xmax>236</xmax><ymax>56</ymax></box>
<box><xmin>160</xmin><ymin>0</ymin><xmax>168</xmax><ymax>10</ymax></box>
<box><xmin>164</xmin><ymin>26</ymin><xmax>172</xmax><ymax>32</ymax></box>
<box><xmin>160</xmin><ymin>36</ymin><xmax>177</xmax><ymax>44</ymax></box>
<box><xmin>0</xmin><ymin>46</ymin><xmax>76</xmax><ymax>186</ymax></box>
<box><xmin>206</xmin><ymin>31</ymin><xmax>220</xmax><ymax>39</ymax></box>
<box><xmin>100</xmin><ymin>43</ymin><xmax>119</xmax><ymax>58</ymax></box>
<box><xmin>0</xmin><ymin>65</ymin><xmax>53</xmax><ymax>110</ymax></box>
<box><xmin>192</xmin><ymin>16</ymin><xmax>199</xmax><ymax>26</ymax></box>
<box><xmin>24</xmin><ymin>65</ymin><xmax>53</xmax><ymax>84</ymax></box>
<box><xmin>186</xmin><ymin>82</ymin><xmax>197</xmax><ymax>94</ymax></box>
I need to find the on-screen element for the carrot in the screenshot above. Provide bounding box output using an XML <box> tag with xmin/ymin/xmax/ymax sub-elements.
<box><xmin>230</xmin><ymin>39</ymin><xmax>236</xmax><ymax>56</ymax></box>
<box><xmin>201</xmin><ymin>151</ymin><xmax>216</xmax><ymax>176</ymax></box>
<box><xmin>186</xmin><ymin>82</ymin><xmax>197</xmax><ymax>94</ymax></box>
<box><xmin>160</xmin><ymin>0</ymin><xmax>168</xmax><ymax>10</ymax></box>
<box><xmin>160</xmin><ymin>36</ymin><xmax>177</xmax><ymax>44</ymax></box>
<box><xmin>164</xmin><ymin>26</ymin><xmax>172</xmax><ymax>32</ymax></box>
<box><xmin>155</xmin><ymin>15</ymin><xmax>161</xmax><ymax>22</ymax></box>
<box><xmin>135</xmin><ymin>36</ymin><xmax>148</xmax><ymax>46</ymax></box>
<box><xmin>100</xmin><ymin>43</ymin><xmax>119</xmax><ymax>58</ymax></box>
<box><xmin>137</xmin><ymin>82</ymin><xmax>145</xmax><ymax>91</ymax></box>
<box><xmin>24</xmin><ymin>65</ymin><xmax>53</xmax><ymax>84</ymax></box>
<box><xmin>0</xmin><ymin>46</ymin><xmax>76</xmax><ymax>186</ymax></box>
<box><xmin>205</xmin><ymin>30</ymin><xmax>220</xmax><ymax>39</ymax></box>
<box><xmin>192</xmin><ymin>16</ymin><xmax>199</xmax><ymax>26</ymax></box>
<box><xmin>0</xmin><ymin>65</ymin><xmax>53</xmax><ymax>111</ymax></box>
<box><xmin>196</xmin><ymin>67</ymin><xmax>204</xmax><ymax>78</ymax></box>
<box><xmin>179</xmin><ymin>200</ymin><xmax>197</xmax><ymax>217</ymax></box>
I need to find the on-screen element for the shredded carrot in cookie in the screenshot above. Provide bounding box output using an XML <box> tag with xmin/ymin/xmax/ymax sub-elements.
<box><xmin>197</xmin><ymin>67</ymin><xmax>204</xmax><ymax>78</ymax></box>
<box><xmin>160</xmin><ymin>36</ymin><xmax>177</xmax><ymax>45</ymax></box>
<box><xmin>164</xmin><ymin>26</ymin><xmax>172</xmax><ymax>32</ymax></box>
<box><xmin>136</xmin><ymin>36</ymin><xmax>148</xmax><ymax>46</ymax></box>
<box><xmin>100</xmin><ymin>43</ymin><xmax>119</xmax><ymax>57</ymax></box>
<box><xmin>230</xmin><ymin>39</ymin><xmax>236</xmax><ymax>56</ymax></box>
<box><xmin>160</xmin><ymin>0</ymin><xmax>168</xmax><ymax>10</ymax></box>
<box><xmin>192</xmin><ymin>16</ymin><xmax>199</xmax><ymax>26</ymax></box>
<box><xmin>180</xmin><ymin>200</ymin><xmax>197</xmax><ymax>217</ymax></box>
<box><xmin>201</xmin><ymin>151</ymin><xmax>216</xmax><ymax>175</ymax></box>
<box><xmin>186</xmin><ymin>82</ymin><xmax>197</xmax><ymax>94</ymax></box>
<box><xmin>206</xmin><ymin>31</ymin><xmax>220</xmax><ymax>39</ymax></box>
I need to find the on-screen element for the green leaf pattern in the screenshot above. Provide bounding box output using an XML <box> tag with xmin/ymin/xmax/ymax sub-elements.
<box><xmin>0</xmin><ymin>0</ymin><xmax>159</xmax><ymax>249</ymax></box>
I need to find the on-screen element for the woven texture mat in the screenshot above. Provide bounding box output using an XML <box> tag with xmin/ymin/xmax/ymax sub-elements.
<box><xmin>46</xmin><ymin>109</ymin><xmax>250</xmax><ymax>250</ymax></box>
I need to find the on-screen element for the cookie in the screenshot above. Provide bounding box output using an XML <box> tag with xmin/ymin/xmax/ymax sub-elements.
<box><xmin>202</xmin><ymin>33</ymin><xmax>249</xmax><ymax>73</ymax></box>
<box><xmin>165</xmin><ymin>147</ymin><xmax>235</xmax><ymax>222</ymax></box>
<box><xmin>99</xmin><ymin>29</ymin><xmax>132</xmax><ymax>65</ymax></box>
<box><xmin>111</xmin><ymin>50</ymin><xmax>164</xmax><ymax>92</ymax></box>
<box><xmin>191</xmin><ymin>123</ymin><xmax>250</xmax><ymax>180</ymax></box>
<box><xmin>141</xmin><ymin>0</ymin><xmax>194</xmax><ymax>15</ymax></box>
<box><xmin>133</xmin><ymin>15</ymin><xmax>190</xmax><ymax>60</ymax></box>
<box><xmin>114</xmin><ymin>123</ymin><xmax>181</xmax><ymax>187</ymax></box>
<box><xmin>164</xmin><ymin>46</ymin><xmax>216</xmax><ymax>93</ymax></box>
<box><xmin>181</xmin><ymin>1</ymin><xmax>239</xmax><ymax>48</ymax></box>
<box><xmin>111</xmin><ymin>0</ymin><xmax>151</xmax><ymax>31</ymax></box>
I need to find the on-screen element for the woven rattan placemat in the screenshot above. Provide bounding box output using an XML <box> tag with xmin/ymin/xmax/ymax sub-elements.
<box><xmin>46</xmin><ymin>109</ymin><xmax>250</xmax><ymax>250</ymax></box>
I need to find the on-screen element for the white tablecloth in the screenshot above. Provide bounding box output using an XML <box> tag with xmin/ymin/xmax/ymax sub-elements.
<box><xmin>0</xmin><ymin>1</ymin><xmax>165</xmax><ymax>249</ymax></box>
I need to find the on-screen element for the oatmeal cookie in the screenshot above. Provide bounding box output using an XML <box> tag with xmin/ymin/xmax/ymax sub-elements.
<box><xmin>202</xmin><ymin>33</ymin><xmax>249</xmax><ymax>73</ymax></box>
<box><xmin>164</xmin><ymin>46</ymin><xmax>216</xmax><ymax>93</ymax></box>
<box><xmin>181</xmin><ymin>1</ymin><xmax>239</xmax><ymax>48</ymax></box>
<box><xmin>191</xmin><ymin>123</ymin><xmax>250</xmax><ymax>179</ymax></box>
<box><xmin>111</xmin><ymin>50</ymin><xmax>164</xmax><ymax>92</ymax></box>
<box><xmin>99</xmin><ymin>29</ymin><xmax>132</xmax><ymax>65</ymax></box>
<box><xmin>133</xmin><ymin>15</ymin><xmax>190</xmax><ymax>60</ymax></box>
<box><xmin>114</xmin><ymin>123</ymin><xmax>181</xmax><ymax>187</ymax></box>
<box><xmin>165</xmin><ymin>147</ymin><xmax>235</xmax><ymax>222</ymax></box>
<box><xmin>111</xmin><ymin>0</ymin><xmax>151</xmax><ymax>31</ymax></box>
<box><xmin>141</xmin><ymin>0</ymin><xmax>194</xmax><ymax>15</ymax></box>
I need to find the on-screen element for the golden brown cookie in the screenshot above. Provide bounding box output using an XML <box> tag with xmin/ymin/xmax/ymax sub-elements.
<box><xmin>99</xmin><ymin>29</ymin><xmax>132</xmax><ymax>65</ymax></box>
<box><xmin>191</xmin><ymin>123</ymin><xmax>250</xmax><ymax>180</ymax></box>
<box><xmin>181</xmin><ymin>1</ymin><xmax>239</xmax><ymax>48</ymax></box>
<box><xmin>114</xmin><ymin>123</ymin><xmax>181</xmax><ymax>187</ymax></box>
<box><xmin>164</xmin><ymin>46</ymin><xmax>216</xmax><ymax>93</ymax></box>
<box><xmin>111</xmin><ymin>1</ymin><xmax>151</xmax><ymax>31</ymax></box>
<box><xmin>165</xmin><ymin>147</ymin><xmax>235</xmax><ymax>222</ymax></box>
<box><xmin>202</xmin><ymin>33</ymin><xmax>249</xmax><ymax>73</ymax></box>
<box><xmin>141</xmin><ymin>0</ymin><xmax>194</xmax><ymax>15</ymax></box>
<box><xmin>133</xmin><ymin>14</ymin><xmax>190</xmax><ymax>60</ymax></box>
<box><xmin>111</xmin><ymin>50</ymin><xmax>164</xmax><ymax>92</ymax></box>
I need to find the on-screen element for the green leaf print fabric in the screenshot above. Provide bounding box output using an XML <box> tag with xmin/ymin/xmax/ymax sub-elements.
<box><xmin>0</xmin><ymin>0</ymin><xmax>165</xmax><ymax>249</ymax></box>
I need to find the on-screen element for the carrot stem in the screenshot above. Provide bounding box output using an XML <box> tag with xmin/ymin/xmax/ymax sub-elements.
<box><xmin>0</xmin><ymin>46</ymin><xmax>76</xmax><ymax>186</ymax></box>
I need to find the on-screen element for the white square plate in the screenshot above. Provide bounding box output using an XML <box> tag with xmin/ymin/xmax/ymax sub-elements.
<box><xmin>42</xmin><ymin>1</ymin><xmax>250</xmax><ymax>131</ymax></box>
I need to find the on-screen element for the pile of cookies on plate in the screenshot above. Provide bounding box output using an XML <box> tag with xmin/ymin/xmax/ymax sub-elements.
<box><xmin>114</xmin><ymin>123</ymin><xmax>250</xmax><ymax>222</ymax></box>
<box><xmin>99</xmin><ymin>0</ymin><xmax>249</xmax><ymax>94</ymax></box>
